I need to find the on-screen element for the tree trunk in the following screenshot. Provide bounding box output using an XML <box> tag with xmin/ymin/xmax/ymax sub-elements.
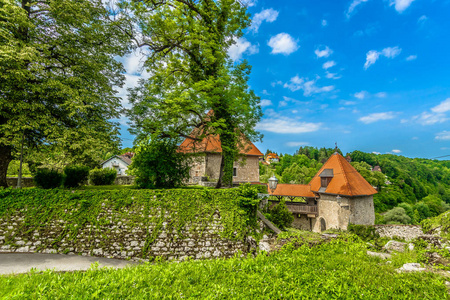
<box><xmin>0</xmin><ymin>144</ymin><xmax>13</xmax><ymax>188</ymax></box>
<box><xmin>215</xmin><ymin>131</ymin><xmax>235</xmax><ymax>188</ymax></box>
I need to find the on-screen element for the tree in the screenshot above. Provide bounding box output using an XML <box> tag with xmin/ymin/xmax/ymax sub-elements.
<box><xmin>124</xmin><ymin>0</ymin><xmax>262</xmax><ymax>188</ymax></box>
<box><xmin>0</xmin><ymin>0</ymin><xmax>130</xmax><ymax>187</ymax></box>
<box><xmin>383</xmin><ymin>207</ymin><xmax>411</xmax><ymax>224</ymax></box>
<box><xmin>128</xmin><ymin>137</ymin><xmax>191</xmax><ymax>189</ymax></box>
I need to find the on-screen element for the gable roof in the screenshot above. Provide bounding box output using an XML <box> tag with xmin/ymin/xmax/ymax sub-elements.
<box><xmin>268</xmin><ymin>183</ymin><xmax>316</xmax><ymax>198</ymax></box>
<box><xmin>309</xmin><ymin>153</ymin><xmax>377</xmax><ymax>197</ymax></box>
<box><xmin>101</xmin><ymin>155</ymin><xmax>132</xmax><ymax>166</ymax></box>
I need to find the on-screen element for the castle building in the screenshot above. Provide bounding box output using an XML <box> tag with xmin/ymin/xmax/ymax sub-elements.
<box><xmin>269</xmin><ymin>152</ymin><xmax>377</xmax><ymax>232</ymax></box>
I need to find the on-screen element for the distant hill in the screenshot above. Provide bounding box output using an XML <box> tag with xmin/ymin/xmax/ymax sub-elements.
<box><xmin>260</xmin><ymin>147</ymin><xmax>450</xmax><ymax>224</ymax></box>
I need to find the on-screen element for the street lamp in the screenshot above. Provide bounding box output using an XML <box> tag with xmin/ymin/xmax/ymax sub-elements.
<box><xmin>268</xmin><ymin>175</ymin><xmax>278</xmax><ymax>195</ymax></box>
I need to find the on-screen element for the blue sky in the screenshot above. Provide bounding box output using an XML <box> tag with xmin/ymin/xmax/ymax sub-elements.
<box><xmin>117</xmin><ymin>0</ymin><xmax>450</xmax><ymax>159</ymax></box>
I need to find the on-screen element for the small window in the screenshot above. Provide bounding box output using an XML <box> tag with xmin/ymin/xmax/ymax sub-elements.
<box><xmin>321</xmin><ymin>177</ymin><xmax>331</xmax><ymax>188</ymax></box>
<box><xmin>233</xmin><ymin>167</ymin><xmax>237</xmax><ymax>177</ymax></box>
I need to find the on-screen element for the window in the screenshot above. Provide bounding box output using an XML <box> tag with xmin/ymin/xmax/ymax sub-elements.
<box><xmin>233</xmin><ymin>167</ymin><xmax>237</xmax><ymax>177</ymax></box>
<box><xmin>321</xmin><ymin>177</ymin><xmax>332</xmax><ymax>188</ymax></box>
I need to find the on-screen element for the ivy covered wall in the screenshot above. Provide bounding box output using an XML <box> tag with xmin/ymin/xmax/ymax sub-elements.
<box><xmin>0</xmin><ymin>188</ymin><xmax>259</xmax><ymax>261</ymax></box>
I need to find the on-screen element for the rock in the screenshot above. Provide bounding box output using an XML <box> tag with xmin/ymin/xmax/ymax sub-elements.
<box><xmin>408</xmin><ymin>243</ymin><xmax>414</xmax><ymax>251</ymax></box>
<box><xmin>245</xmin><ymin>236</ymin><xmax>257</xmax><ymax>250</ymax></box>
<box><xmin>383</xmin><ymin>240</ymin><xmax>407</xmax><ymax>253</ymax></box>
<box><xmin>425</xmin><ymin>252</ymin><xmax>449</xmax><ymax>266</ymax></box>
<box><xmin>419</xmin><ymin>235</ymin><xmax>442</xmax><ymax>248</ymax></box>
<box><xmin>367</xmin><ymin>251</ymin><xmax>391</xmax><ymax>259</ymax></box>
<box><xmin>258</xmin><ymin>240</ymin><xmax>271</xmax><ymax>253</ymax></box>
<box><xmin>321</xmin><ymin>234</ymin><xmax>338</xmax><ymax>240</ymax></box>
<box><xmin>396</xmin><ymin>263</ymin><xmax>426</xmax><ymax>273</ymax></box>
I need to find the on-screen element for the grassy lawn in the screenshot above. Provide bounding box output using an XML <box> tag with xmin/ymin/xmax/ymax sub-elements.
<box><xmin>1</xmin><ymin>235</ymin><xmax>448</xmax><ymax>299</ymax></box>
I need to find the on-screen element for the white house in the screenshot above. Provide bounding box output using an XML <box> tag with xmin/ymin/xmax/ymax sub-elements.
<box><xmin>101</xmin><ymin>153</ymin><xmax>133</xmax><ymax>175</ymax></box>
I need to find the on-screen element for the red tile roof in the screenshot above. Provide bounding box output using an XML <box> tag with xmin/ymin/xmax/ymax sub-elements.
<box><xmin>309</xmin><ymin>153</ymin><xmax>377</xmax><ymax>196</ymax></box>
<box><xmin>268</xmin><ymin>183</ymin><xmax>316</xmax><ymax>198</ymax></box>
<box><xmin>179</xmin><ymin>134</ymin><xmax>263</xmax><ymax>156</ymax></box>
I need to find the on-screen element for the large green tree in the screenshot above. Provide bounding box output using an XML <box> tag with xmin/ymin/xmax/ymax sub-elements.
<box><xmin>0</xmin><ymin>0</ymin><xmax>130</xmax><ymax>187</ymax></box>
<box><xmin>124</xmin><ymin>0</ymin><xmax>262</xmax><ymax>187</ymax></box>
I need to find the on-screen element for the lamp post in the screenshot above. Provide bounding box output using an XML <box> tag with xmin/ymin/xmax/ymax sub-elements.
<box><xmin>268</xmin><ymin>175</ymin><xmax>278</xmax><ymax>195</ymax></box>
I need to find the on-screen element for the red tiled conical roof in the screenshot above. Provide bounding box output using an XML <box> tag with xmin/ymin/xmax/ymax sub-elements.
<box><xmin>309</xmin><ymin>153</ymin><xmax>377</xmax><ymax>196</ymax></box>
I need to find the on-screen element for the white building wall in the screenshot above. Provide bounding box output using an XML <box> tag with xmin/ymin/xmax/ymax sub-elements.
<box><xmin>102</xmin><ymin>158</ymin><xmax>129</xmax><ymax>175</ymax></box>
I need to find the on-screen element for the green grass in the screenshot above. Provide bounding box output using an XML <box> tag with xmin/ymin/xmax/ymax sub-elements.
<box><xmin>1</xmin><ymin>237</ymin><xmax>448</xmax><ymax>299</ymax></box>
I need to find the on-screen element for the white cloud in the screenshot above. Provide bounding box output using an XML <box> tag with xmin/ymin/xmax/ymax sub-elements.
<box><xmin>228</xmin><ymin>37</ymin><xmax>259</xmax><ymax>61</ymax></box>
<box><xmin>322</xmin><ymin>61</ymin><xmax>336</xmax><ymax>70</ymax></box>
<box><xmin>326</xmin><ymin>71</ymin><xmax>341</xmax><ymax>79</ymax></box>
<box><xmin>375</xmin><ymin>92</ymin><xmax>387</xmax><ymax>98</ymax></box>
<box><xmin>340</xmin><ymin>100</ymin><xmax>357</xmax><ymax>105</ymax></box>
<box><xmin>243</xmin><ymin>0</ymin><xmax>257</xmax><ymax>7</ymax></box>
<box><xmin>382</xmin><ymin>46</ymin><xmax>402</xmax><ymax>58</ymax></box>
<box><xmin>390</xmin><ymin>0</ymin><xmax>415</xmax><ymax>13</ymax></box>
<box><xmin>259</xmin><ymin>99</ymin><xmax>273</xmax><ymax>107</ymax></box>
<box><xmin>286</xmin><ymin>141</ymin><xmax>309</xmax><ymax>147</ymax></box>
<box><xmin>315</xmin><ymin>46</ymin><xmax>333</xmax><ymax>58</ymax></box>
<box><xmin>364</xmin><ymin>46</ymin><xmax>402</xmax><ymax>69</ymax></box>
<box><xmin>354</xmin><ymin>91</ymin><xmax>368</xmax><ymax>99</ymax></box>
<box><xmin>250</xmin><ymin>8</ymin><xmax>279</xmax><ymax>33</ymax></box>
<box><xmin>436</xmin><ymin>131</ymin><xmax>450</xmax><ymax>140</ymax></box>
<box><xmin>412</xmin><ymin>137</ymin><xmax>419</xmax><ymax>140</ymax></box>
<box><xmin>418</xmin><ymin>15</ymin><xmax>427</xmax><ymax>23</ymax></box>
<box><xmin>414</xmin><ymin>112</ymin><xmax>448</xmax><ymax>125</ymax></box>
<box><xmin>359</xmin><ymin>112</ymin><xmax>396</xmax><ymax>124</ymax></box>
<box><xmin>413</xmin><ymin>99</ymin><xmax>450</xmax><ymax>125</ymax></box>
<box><xmin>364</xmin><ymin>50</ymin><xmax>380</xmax><ymax>69</ymax></box>
<box><xmin>256</xmin><ymin>117</ymin><xmax>322</xmax><ymax>134</ymax></box>
<box><xmin>431</xmin><ymin>98</ymin><xmax>450</xmax><ymax>113</ymax></box>
<box><xmin>284</xmin><ymin>75</ymin><xmax>334</xmax><ymax>96</ymax></box>
<box><xmin>321</xmin><ymin>104</ymin><xmax>329</xmax><ymax>109</ymax></box>
<box><xmin>372</xmin><ymin>151</ymin><xmax>381</xmax><ymax>155</ymax></box>
<box><xmin>322</xmin><ymin>19</ymin><xmax>328</xmax><ymax>27</ymax></box>
<box><xmin>268</xmin><ymin>33</ymin><xmax>299</xmax><ymax>55</ymax></box>
<box><xmin>279</xmin><ymin>101</ymin><xmax>288</xmax><ymax>107</ymax></box>
<box><xmin>392</xmin><ymin>149</ymin><xmax>402</xmax><ymax>153</ymax></box>
<box><xmin>346</xmin><ymin>0</ymin><xmax>369</xmax><ymax>18</ymax></box>
<box><xmin>406</xmin><ymin>55</ymin><xmax>417</xmax><ymax>61</ymax></box>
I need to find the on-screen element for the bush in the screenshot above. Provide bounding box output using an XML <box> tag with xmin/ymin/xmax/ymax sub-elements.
<box><xmin>33</xmin><ymin>169</ymin><xmax>64</xmax><ymax>189</ymax></box>
<box><xmin>348</xmin><ymin>224</ymin><xmax>379</xmax><ymax>240</ymax></box>
<box><xmin>265</xmin><ymin>200</ymin><xmax>294</xmax><ymax>230</ymax></box>
<box><xmin>129</xmin><ymin>137</ymin><xmax>190</xmax><ymax>189</ymax></box>
<box><xmin>63</xmin><ymin>165</ymin><xmax>90</xmax><ymax>188</ymax></box>
<box><xmin>89</xmin><ymin>168</ymin><xmax>117</xmax><ymax>186</ymax></box>
<box><xmin>383</xmin><ymin>207</ymin><xmax>411</xmax><ymax>224</ymax></box>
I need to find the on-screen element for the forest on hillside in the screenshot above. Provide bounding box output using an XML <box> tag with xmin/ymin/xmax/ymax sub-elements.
<box><xmin>260</xmin><ymin>147</ymin><xmax>450</xmax><ymax>225</ymax></box>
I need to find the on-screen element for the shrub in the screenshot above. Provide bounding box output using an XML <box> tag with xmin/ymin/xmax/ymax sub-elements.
<box><xmin>63</xmin><ymin>165</ymin><xmax>90</xmax><ymax>188</ymax></box>
<box><xmin>348</xmin><ymin>224</ymin><xmax>379</xmax><ymax>240</ymax></box>
<box><xmin>383</xmin><ymin>207</ymin><xmax>411</xmax><ymax>224</ymax></box>
<box><xmin>89</xmin><ymin>168</ymin><xmax>117</xmax><ymax>186</ymax></box>
<box><xmin>265</xmin><ymin>200</ymin><xmax>294</xmax><ymax>230</ymax></box>
<box><xmin>128</xmin><ymin>137</ymin><xmax>190</xmax><ymax>189</ymax></box>
<box><xmin>33</xmin><ymin>168</ymin><xmax>64</xmax><ymax>189</ymax></box>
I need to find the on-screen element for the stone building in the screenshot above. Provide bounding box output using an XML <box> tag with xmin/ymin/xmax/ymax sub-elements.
<box><xmin>270</xmin><ymin>152</ymin><xmax>377</xmax><ymax>232</ymax></box>
<box><xmin>178</xmin><ymin>133</ymin><xmax>263</xmax><ymax>184</ymax></box>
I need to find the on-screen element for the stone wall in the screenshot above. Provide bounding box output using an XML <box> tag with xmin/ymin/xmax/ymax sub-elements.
<box><xmin>233</xmin><ymin>156</ymin><xmax>260</xmax><ymax>183</ymax></box>
<box><xmin>6</xmin><ymin>177</ymin><xmax>35</xmax><ymax>188</ymax></box>
<box><xmin>114</xmin><ymin>175</ymin><xmax>135</xmax><ymax>186</ymax></box>
<box><xmin>0</xmin><ymin>210</ymin><xmax>248</xmax><ymax>262</ymax></box>
<box><xmin>374</xmin><ymin>225</ymin><xmax>424</xmax><ymax>241</ymax></box>
<box><xmin>349</xmin><ymin>196</ymin><xmax>375</xmax><ymax>225</ymax></box>
<box><xmin>187</xmin><ymin>153</ymin><xmax>261</xmax><ymax>184</ymax></box>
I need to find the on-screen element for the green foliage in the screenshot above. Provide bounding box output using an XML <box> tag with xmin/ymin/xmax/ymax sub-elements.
<box><xmin>129</xmin><ymin>138</ymin><xmax>190</xmax><ymax>189</ymax></box>
<box><xmin>383</xmin><ymin>207</ymin><xmax>411</xmax><ymax>224</ymax></box>
<box><xmin>422</xmin><ymin>211</ymin><xmax>450</xmax><ymax>239</ymax></box>
<box><xmin>63</xmin><ymin>165</ymin><xmax>89</xmax><ymax>188</ymax></box>
<box><xmin>237</xmin><ymin>183</ymin><xmax>260</xmax><ymax>226</ymax></box>
<box><xmin>264</xmin><ymin>200</ymin><xmax>294</xmax><ymax>230</ymax></box>
<box><xmin>89</xmin><ymin>168</ymin><xmax>117</xmax><ymax>186</ymax></box>
<box><xmin>6</xmin><ymin>160</ymin><xmax>31</xmax><ymax>177</ymax></box>
<box><xmin>125</xmin><ymin>0</ymin><xmax>262</xmax><ymax>187</ymax></box>
<box><xmin>252</xmin><ymin>184</ymin><xmax>268</xmax><ymax>194</ymax></box>
<box><xmin>348</xmin><ymin>224</ymin><xmax>380</xmax><ymax>240</ymax></box>
<box><xmin>33</xmin><ymin>169</ymin><xmax>64</xmax><ymax>189</ymax></box>
<box><xmin>0</xmin><ymin>0</ymin><xmax>130</xmax><ymax>187</ymax></box>
<box><xmin>1</xmin><ymin>237</ymin><xmax>448</xmax><ymax>299</ymax></box>
<box><xmin>0</xmin><ymin>187</ymin><xmax>257</xmax><ymax>255</ymax></box>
